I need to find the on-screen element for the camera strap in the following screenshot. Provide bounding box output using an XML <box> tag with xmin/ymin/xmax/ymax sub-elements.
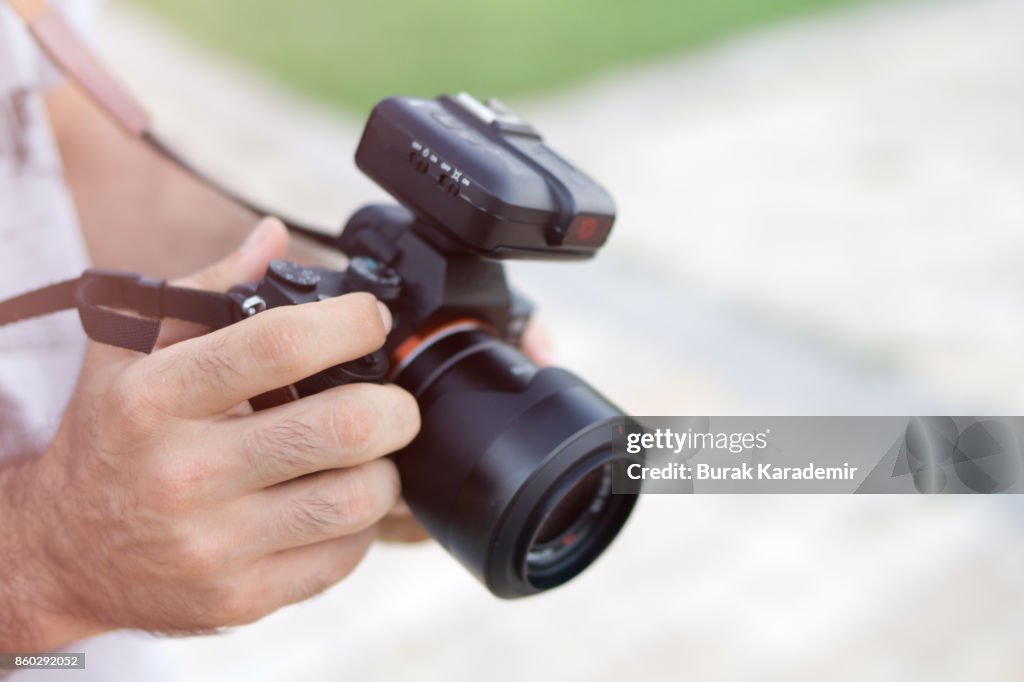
<box><xmin>0</xmin><ymin>270</ymin><xmax>239</xmax><ymax>353</ymax></box>
<box><xmin>6</xmin><ymin>0</ymin><xmax>339</xmax><ymax>246</ymax></box>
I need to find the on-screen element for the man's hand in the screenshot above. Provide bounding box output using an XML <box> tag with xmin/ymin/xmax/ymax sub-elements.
<box><xmin>0</xmin><ymin>219</ymin><xmax>420</xmax><ymax>649</ymax></box>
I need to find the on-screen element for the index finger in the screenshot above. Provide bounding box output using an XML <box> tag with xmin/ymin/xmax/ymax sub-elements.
<box><xmin>127</xmin><ymin>292</ymin><xmax>390</xmax><ymax>418</ymax></box>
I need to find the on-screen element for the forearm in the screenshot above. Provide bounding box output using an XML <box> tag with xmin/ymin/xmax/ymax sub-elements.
<box><xmin>45</xmin><ymin>84</ymin><xmax>327</xmax><ymax>279</ymax></box>
<box><xmin>45</xmin><ymin>84</ymin><xmax>254</xmax><ymax>278</ymax></box>
<box><xmin>0</xmin><ymin>454</ymin><xmax>103</xmax><ymax>650</ymax></box>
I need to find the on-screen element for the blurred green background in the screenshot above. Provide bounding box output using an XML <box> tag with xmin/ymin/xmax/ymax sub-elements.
<box><xmin>126</xmin><ymin>0</ymin><xmax>866</xmax><ymax>112</ymax></box>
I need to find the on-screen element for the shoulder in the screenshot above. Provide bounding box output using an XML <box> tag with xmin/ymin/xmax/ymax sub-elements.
<box><xmin>0</xmin><ymin>0</ymin><xmax>105</xmax><ymax>94</ymax></box>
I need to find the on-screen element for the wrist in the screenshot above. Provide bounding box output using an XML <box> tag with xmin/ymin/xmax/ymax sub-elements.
<box><xmin>0</xmin><ymin>452</ymin><xmax>105</xmax><ymax>649</ymax></box>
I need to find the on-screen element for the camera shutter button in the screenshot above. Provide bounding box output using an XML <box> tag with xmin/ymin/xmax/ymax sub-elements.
<box><xmin>268</xmin><ymin>260</ymin><xmax>320</xmax><ymax>291</ymax></box>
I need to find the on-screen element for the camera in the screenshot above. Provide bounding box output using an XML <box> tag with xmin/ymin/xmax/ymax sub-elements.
<box><xmin>229</xmin><ymin>94</ymin><xmax>640</xmax><ymax>598</ymax></box>
<box><xmin>0</xmin><ymin>0</ymin><xmax>640</xmax><ymax>597</ymax></box>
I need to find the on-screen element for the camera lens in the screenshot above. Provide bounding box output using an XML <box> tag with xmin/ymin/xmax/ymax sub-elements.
<box><xmin>393</xmin><ymin>327</ymin><xmax>639</xmax><ymax>598</ymax></box>
<box><xmin>533</xmin><ymin>464</ymin><xmax>607</xmax><ymax>545</ymax></box>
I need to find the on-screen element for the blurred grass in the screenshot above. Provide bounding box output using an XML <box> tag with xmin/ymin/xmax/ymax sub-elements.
<box><xmin>126</xmin><ymin>0</ymin><xmax>866</xmax><ymax>113</ymax></box>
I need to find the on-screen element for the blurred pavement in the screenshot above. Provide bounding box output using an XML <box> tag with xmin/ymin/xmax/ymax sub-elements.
<box><xmin>94</xmin><ymin>0</ymin><xmax>1024</xmax><ymax>679</ymax></box>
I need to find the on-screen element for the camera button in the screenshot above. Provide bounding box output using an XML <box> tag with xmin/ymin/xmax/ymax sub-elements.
<box><xmin>438</xmin><ymin>174</ymin><xmax>461</xmax><ymax>197</ymax></box>
<box><xmin>269</xmin><ymin>260</ymin><xmax>320</xmax><ymax>291</ymax></box>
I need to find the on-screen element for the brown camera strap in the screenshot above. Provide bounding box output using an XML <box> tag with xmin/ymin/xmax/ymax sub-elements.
<box><xmin>0</xmin><ymin>270</ymin><xmax>240</xmax><ymax>353</ymax></box>
<box><xmin>6</xmin><ymin>0</ymin><xmax>337</xmax><ymax>244</ymax></box>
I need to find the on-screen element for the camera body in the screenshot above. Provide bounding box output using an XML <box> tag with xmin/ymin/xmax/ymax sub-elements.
<box><xmin>229</xmin><ymin>95</ymin><xmax>638</xmax><ymax>598</ymax></box>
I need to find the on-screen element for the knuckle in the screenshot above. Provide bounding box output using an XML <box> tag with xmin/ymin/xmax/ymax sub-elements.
<box><xmin>325</xmin><ymin>397</ymin><xmax>375</xmax><ymax>451</ymax></box>
<box><xmin>107</xmin><ymin>371</ymin><xmax>139</xmax><ymax>411</ymax></box>
<box><xmin>249</xmin><ymin>313</ymin><xmax>310</xmax><ymax>375</ymax></box>
<box><xmin>108</xmin><ymin>370</ymin><xmax>162</xmax><ymax>429</ymax></box>
<box><xmin>336</xmin><ymin>478</ymin><xmax>377</xmax><ymax>528</ymax></box>
<box><xmin>176</xmin><ymin>532</ymin><xmax>225</xmax><ymax>580</ymax></box>
<box><xmin>335</xmin><ymin>466</ymin><xmax>397</xmax><ymax>529</ymax></box>
<box><xmin>153</xmin><ymin>457</ymin><xmax>208</xmax><ymax>513</ymax></box>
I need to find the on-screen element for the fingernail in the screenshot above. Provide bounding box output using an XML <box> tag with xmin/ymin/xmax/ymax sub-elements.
<box><xmin>377</xmin><ymin>301</ymin><xmax>393</xmax><ymax>334</ymax></box>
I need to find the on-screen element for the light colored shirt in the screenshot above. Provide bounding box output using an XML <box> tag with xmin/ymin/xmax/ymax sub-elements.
<box><xmin>0</xmin><ymin>1</ymin><xmax>91</xmax><ymax>453</ymax></box>
<box><xmin>1</xmin><ymin>3</ymin><xmax>176</xmax><ymax>679</ymax></box>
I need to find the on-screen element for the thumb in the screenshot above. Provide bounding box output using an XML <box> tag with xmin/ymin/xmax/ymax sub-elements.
<box><xmin>175</xmin><ymin>217</ymin><xmax>290</xmax><ymax>292</ymax></box>
<box><xmin>157</xmin><ymin>217</ymin><xmax>289</xmax><ymax>348</ymax></box>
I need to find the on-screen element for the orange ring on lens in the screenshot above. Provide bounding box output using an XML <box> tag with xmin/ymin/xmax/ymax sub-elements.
<box><xmin>390</xmin><ymin>317</ymin><xmax>495</xmax><ymax>378</ymax></box>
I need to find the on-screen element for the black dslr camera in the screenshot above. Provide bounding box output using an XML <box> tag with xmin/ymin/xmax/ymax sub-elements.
<box><xmin>231</xmin><ymin>94</ymin><xmax>638</xmax><ymax>598</ymax></box>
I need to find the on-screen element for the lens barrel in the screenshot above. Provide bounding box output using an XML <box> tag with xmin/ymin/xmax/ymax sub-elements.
<box><xmin>393</xmin><ymin>328</ymin><xmax>638</xmax><ymax>598</ymax></box>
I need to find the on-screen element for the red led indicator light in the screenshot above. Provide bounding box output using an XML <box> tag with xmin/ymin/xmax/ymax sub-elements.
<box><xmin>577</xmin><ymin>217</ymin><xmax>598</xmax><ymax>242</ymax></box>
